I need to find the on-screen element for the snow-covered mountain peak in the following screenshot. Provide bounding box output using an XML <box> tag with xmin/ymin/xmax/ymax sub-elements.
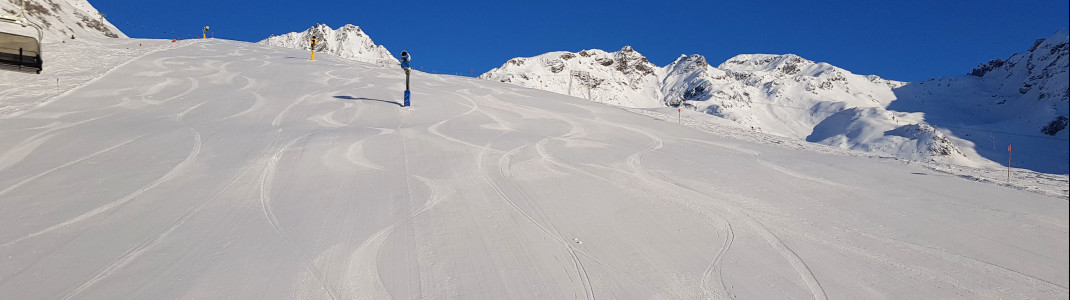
<box><xmin>970</xmin><ymin>29</ymin><xmax>1068</xmax><ymax>81</ymax></box>
<box><xmin>479</xmin><ymin>46</ymin><xmax>665</xmax><ymax>107</ymax></box>
<box><xmin>259</xmin><ymin>23</ymin><xmax>397</xmax><ymax>65</ymax></box>
<box><xmin>720</xmin><ymin>53</ymin><xmax>847</xmax><ymax>81</ymax></box>
<box><xmin>0</xmin><ymin>0</ymin><xmax>125</xmax><ymax>41</ymax></box>
<box><xmin>668</xmin><ymin>54</ymin><xmax>708</xmax><ymax>69</ymax></box>
<box><xmin>664</xmin><ymin>54</ymin><xmax>724</xmax><ymax>80</ymax></box>
<box><xmin>613</xmin><ymin>45</ymin><xmax>658</xmax><ymax>75</ymax></box>
<box><xmin>721</xmin><ymin>53</ymin><xmax>808</xmax><ymax>70</ymax></box>
<box><xmin>966</xmin><ymin>29</ymin><xmax>1068</xmax><ymax>108</ymax></box>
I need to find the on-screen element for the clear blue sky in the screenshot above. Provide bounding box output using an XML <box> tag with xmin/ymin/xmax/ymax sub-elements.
<box><xmin>95</xmin><ymin>0</ymin><xmax>1068</xmax><ymax>81</ymax></box>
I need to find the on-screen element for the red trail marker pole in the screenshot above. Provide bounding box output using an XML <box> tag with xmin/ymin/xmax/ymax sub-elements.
<box><xmin>678</xmin><ymin>108</ymin><xmax>681</xmax><ymax>123</ymax></box>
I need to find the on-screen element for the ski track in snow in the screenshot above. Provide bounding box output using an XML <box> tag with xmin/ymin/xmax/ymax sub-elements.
<box><xmin>1</xmin><ymin>128</ymin><xmax>202</xmax><ymax>249</ymax></box>
<box><xmin>570</xmin><ymin>105</ymin><xmax>829</xmax><ymax>299</ymax></box>
<box><xmin>430</xmin><ymin>82</ymin><xmax>681</xmax><ymax>298</ymax></box>
<box><xmin>0</xmin><ymin>135</ymin><xmax>144</xmax><ymax>199</ymax></box>
<box><xmin>59</xmin><ymin>152</ymin><xmax>258</xmax><ymax>300</ymax></box>
<box><xmin>0</xmin><ymin>40</ymin><xmax>206</xmax><ymax>119</ymax></box>
<box><xmin>426</xmin><ymin>84</ymin><xmax>596</xmax><ymax>298</ymax></box>
<box><xmin>0</xmin><ymin>113</ymin><xmax>119</xmax><ymax>172</ymax></box>
<box><xmin>343</xmin><ymin>175</ymin><xmax>443</xmax><ymax>299</ymax></box>
<box><xmin>701</xmin><ymin>218</ymin><xmax>735</xmax><ymax>300</ymax></box>
<box><xmin>500</xmin><ymin>144</ymin><xmax>605</xmax><ymax>300</ymax></box>
<box><xmin>462</xmin><ymin>80</ymin><xmax>714</xmax><ymax>297</ymax></box>
<box><xmin>258</xmin><ymin>132</ymin><xmax>339</xmax><ymax>300</ymax></box>
<box><xmin>480</xmin><ymin>144</ymin><xmax>593</xmax><ymax>300</ymax></box>
<box><xmin>468</xmin><ymin>103</ymin><xmax>684</xmax><ymax>297</ymax></box>
<box><xmin>680</xmin><ymin>137</ymin><xmax>850</xmax><ymax>189</ymax></box>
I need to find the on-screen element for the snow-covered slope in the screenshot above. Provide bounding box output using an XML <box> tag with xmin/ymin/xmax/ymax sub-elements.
<box><xmin>0</xmin><ymin>0</ymin><xmax>125</xmax><ymax>41</ymax></box>
<box><xmin>890</xmin><ymin>30</ymin><xmax>1069</xmax><ymax>173</ymax></box>
<box><xmin>258</xmin><ymin>23</ymin><xmax>397</xmax><ymax>65</ymax></box>
<box><xmin>0</xmin><ymin>38</ymin><xmax>1066</xmax><ymax>299</ymax></box>
<box><xmin>694</xmin><ymin>54</ymin><xmax>903</xmax><ymax>137</ymax></box>
<box><xmin>482</xmin><ymin>31</ymin><xmax>1070</xmax><ymax>173</ymax></box>
<box><xmin>707</xmin><ymin>54</ymin><xmax>967</xmax><ymax>164</ymax></box>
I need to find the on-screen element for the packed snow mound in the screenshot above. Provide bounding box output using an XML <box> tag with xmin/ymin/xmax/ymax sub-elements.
<box><xmin>479</xmin><ymin>46</ymin><xmax>665</xmax><ymax>107</ymax></box>
<box><xmin>259</xmin><ymin>23</ymin><xmax>397</xmax><ymax>65</ymax></box>
<box><xmin>0</xmin><ymin>0</ymin><xmax>125</xmax><ymax>41</ymax></box>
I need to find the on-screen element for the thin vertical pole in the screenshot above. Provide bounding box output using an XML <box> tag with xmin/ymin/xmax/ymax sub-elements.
<box><xmin>1007</xmin><ymin>144</ymin><xmax>1012</xmax><ymax>183</ymax></box>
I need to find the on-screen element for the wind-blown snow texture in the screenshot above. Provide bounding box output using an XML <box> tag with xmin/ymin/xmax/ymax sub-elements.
<box><xmin>0</xmin><ymin>37</ymin><xmax>1067</xmax><ymax>299</ymax></box>
<box><xmin>482</xmin><ymin>31</ymin><xmax>1070</xmax><ymax>174</ymax></box>
<box><xmin>258</xmin><ymin>23</ymin><xmax>397</xmax><ymax>66</ymax></box>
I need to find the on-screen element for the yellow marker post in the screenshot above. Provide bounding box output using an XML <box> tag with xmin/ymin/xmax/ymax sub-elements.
<box><xmin>203</xmin><ymin>26</ymin><xmax>209</xmax><ymax>39</ymax></box>
<box><xmin>310</xmin><ymin>36</ymin><xmax>317</xmax><ymax>61</ymax></box>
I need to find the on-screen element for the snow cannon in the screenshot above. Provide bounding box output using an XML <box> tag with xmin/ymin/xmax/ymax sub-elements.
<box><xmin>401</xmin><ymin>51</ymin><xmax>411</xmax><ymax>107</ymax></box>
<box><xmin>310</xmin><ymin>36</ymin><xmax>317</xmax><ymax>61</ymax></box>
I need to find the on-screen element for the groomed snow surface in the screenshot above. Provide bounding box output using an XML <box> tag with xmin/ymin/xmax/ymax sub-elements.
<box><xmin>0</xmin><ymin>39</ymin><xmax>1067</xmax><ymax>299</ymax></box>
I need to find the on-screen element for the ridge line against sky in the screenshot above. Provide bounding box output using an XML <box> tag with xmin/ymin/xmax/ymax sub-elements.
<box><xmin>93</xmin><ymin>0</ymin><xmax>1068</xmax><ymax>81</ymax></box>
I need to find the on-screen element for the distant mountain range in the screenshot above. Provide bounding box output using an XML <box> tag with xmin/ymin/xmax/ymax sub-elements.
<box><xmin>480</xmin><ymin>31</ymin><xmax>1069</xmax><ymax>173</ymax></box>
